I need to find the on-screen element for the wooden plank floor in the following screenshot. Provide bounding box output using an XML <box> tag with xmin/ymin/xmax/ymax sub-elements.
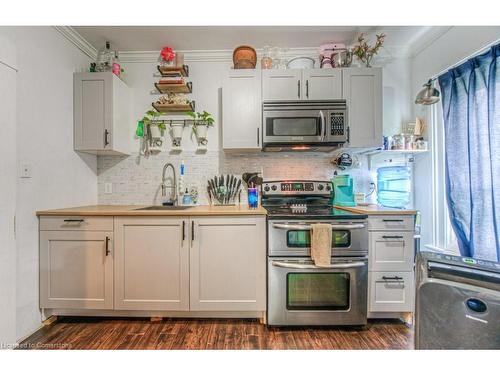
<box><xmin>18</xmin><ymin>317</ymin><xmax>413</xmax><ymax>350</ymax></box>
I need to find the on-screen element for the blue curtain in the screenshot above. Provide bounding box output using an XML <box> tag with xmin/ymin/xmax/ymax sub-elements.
<box><xmin>438</xmin><ymin>44</ymin><xmax>500</xmax><ymax>261</ymax></box>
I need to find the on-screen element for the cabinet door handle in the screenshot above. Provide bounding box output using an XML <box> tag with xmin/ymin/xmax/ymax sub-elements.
<box><xmin>297</xmin><ymin>80</ymin><xmax>301</xmax><ymax>98</ymax></box>
<box><xmin>257</xmin><ymin>127</ymin><xmax>260</xmax><ymax>146</ymax></box>
<box><xmin>306</xmin><ymin>80</ymin><xmax>309</xmax><ymax>98</ymax></box>
<box><xmin>191</xmin><ymin>221</ymin><xmax>195</xmax><ymax>242</ymax></box>
<box><xmin>104</xmin><ymin>129</ymin><xmax>110</xmax><ymax>147</ymax></box>
<box><xmin>346</xmin><ymin>126</ymin><xmax>350</xmax><ymax>143</ymax></box>
<box><xmin>105</xmin><ymin>236</ymin><xmax>110</xmax><ymax>256</ymax></box>
<box><xmin>63</xmin><ymin>219</ymin><xmax>84</xmax><ymax>223</ymax></box>
<box><xmin>182</xmin><ymin>220</ymin><xmax>186</xmax><ymax>242</ymax></box>
<box><xmin>382</xmin><ymin>235</ymin><xmax>404</xmax><ymax>239</ymax></box>
<box><xmin>382</xmin><ymin>219</ymin><xmax>404</xmax><ymax>222</ymax></box>
<box><xmin>382</xmin><ymin>276</ymin><xmax>403</xmax><ymax>282</ymax></box>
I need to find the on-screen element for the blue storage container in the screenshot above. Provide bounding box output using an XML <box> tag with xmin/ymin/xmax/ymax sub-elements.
<box><xmin>377</xmin><ymin>166</ymin><xmax>411</xmax><ymax>208</ymax></box>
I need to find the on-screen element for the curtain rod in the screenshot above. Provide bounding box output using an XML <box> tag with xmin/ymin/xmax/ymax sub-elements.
<box><xmin>431</xmin><ymin>37</ymin><xmax>500</xmax><ymax>80</ymax></box>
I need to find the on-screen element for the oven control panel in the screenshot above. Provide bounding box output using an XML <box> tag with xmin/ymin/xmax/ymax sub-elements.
<box><xmin>262</xmin><ymin>180</ymin><xmax>332</xmax><ymax>196</ymax></box>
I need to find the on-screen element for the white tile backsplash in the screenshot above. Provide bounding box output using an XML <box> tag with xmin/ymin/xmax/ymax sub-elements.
<box><xmin>98</xmin><ymin>151</ymin><xmax>373</xmax><ymax>205</ymax></box>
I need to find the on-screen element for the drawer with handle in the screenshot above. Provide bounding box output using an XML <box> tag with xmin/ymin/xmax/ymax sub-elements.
<box><xmin>368</xmin><ymin>216</ymin><xmax>415</xmax><ymax>231</ymax></box>
<box><xmin>39</xmin><ymin>216</ymin><xmax>113</xmax><ymax>231</ymax></box>
<box><xmin>368</xmin><ymin>271</ymin><xmax>414</xmax><ymax>312</ymax></box>
<box><xmin>369</xmin><ymin>231</ymin><xmax>414</xmax><ymax>271</ymax></box>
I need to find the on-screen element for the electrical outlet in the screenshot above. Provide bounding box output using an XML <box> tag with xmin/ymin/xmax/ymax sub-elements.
<box><xmin>20</xmin><ymin>162</ymin><xmax>31</xmax><ymax>178</ymax></box>
<box><xmin>104</xmin><ymin>183</ymin><xmax>113</xmax><ymax>194</ymax></box>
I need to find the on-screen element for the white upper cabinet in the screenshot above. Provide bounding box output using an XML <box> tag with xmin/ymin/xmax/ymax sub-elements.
<box><xmin>262</xmin><ymin>69</ymin><xmax>302</xmax><ymax>100</ymax></box>
<box><xmin>222</xmin><ymin>70</ymin><xmax>262</xmax><ymax>151</ymax></box>
<box><xmin>74</xmin><ymin>72</ymin><xmax>131</xmax><ymax>156</ymax></box>
<box><xmin>342</xmin><ymin>67</ymin><xmax>383</xmax><ymax>148</ymax></box>
<box><xmin>302</xmin><ymin>69</ymin><xmax>342</xmax><ymax>100</ymax></box>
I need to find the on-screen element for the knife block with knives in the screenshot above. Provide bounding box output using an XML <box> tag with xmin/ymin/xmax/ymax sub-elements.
<box><xmin>207</xmin><ymin>175</ymin><xmax>242</xmax><ymax>206</ymax></box>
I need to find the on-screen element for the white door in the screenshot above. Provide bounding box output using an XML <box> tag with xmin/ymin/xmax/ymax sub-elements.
<box><xmin>39</xmin><ymin>231</ymin><xmax>114</xmax><ymax>309</ymax></box>
<box><xmin>189</xmin><ymin>217</ymin><xmax>266</xmax><ymax>311</ymax></box>
<box><xmin>0</xmin><ymin>59</ymin><xmax>17</xmax><ymax>346</ymax></box>
<box><xmin>114</xmin><ymin>217</ymin><xmax>189</xmax><ymax>310</ymax></box>
<box><xmin>222</xmin><ymin>70</ymin><xmax>262</xmax><ymax>150</ymax></box>
<box><xmin>342</xmin><ymin>68</ymin><xmax>383</xmax><ymax>148</ymax></box>
<box><xmin>302</xmin><ymin>69</ymin><xmax>342</xmax><ymax>100</ymax></box>
<box><xmin>262</xmin><ymin>69</ymin><xmax>302</xmax><ymax>100</ymax></box>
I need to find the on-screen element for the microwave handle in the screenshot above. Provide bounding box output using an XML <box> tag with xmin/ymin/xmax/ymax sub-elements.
<box><xmin>272</xmin><ymin>260</ymin><xmax>366</xmax><ymax>270</ymax></box>
<box><xmin>319</xmin><ymin>111</ymin><xmax>325</xmax><ymax>141</ymax></box>
<box><xmin>272</xmin><ymin>223</ymin><xmax>365</xmax><ymax>230</ymax></box>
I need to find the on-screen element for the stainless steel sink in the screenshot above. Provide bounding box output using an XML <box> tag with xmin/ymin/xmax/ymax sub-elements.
<box><xmin>135</xmin><ymin>206</ymin><xmax>191</xmax><ymax>210</ymax></box>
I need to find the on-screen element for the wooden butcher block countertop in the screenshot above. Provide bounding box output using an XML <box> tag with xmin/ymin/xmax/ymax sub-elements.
<box><xmin>333</xmin><ymin>204</ymin><xmax>417</xmax><ymax>215</ymax></box>
<box><xmin>36</xmin><ymin>205</ymin><xmax>267</xmax><ymax>216</ymax></box>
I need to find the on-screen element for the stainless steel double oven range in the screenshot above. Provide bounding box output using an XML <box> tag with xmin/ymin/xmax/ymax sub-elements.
<box><xmin>263</xmin><ymin>180</ymin><xmax>369</xmax><ymax>326</ymax></box>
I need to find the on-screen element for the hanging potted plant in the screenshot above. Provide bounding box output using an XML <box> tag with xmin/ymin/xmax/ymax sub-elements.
<box><xmin>142</xmin><ymin>110</ymin><xmax>166</xmax><ymax>138</ymax></box>
<box><xmin>352</xmin><ymin>33</ymin><xmax>386</xmax><ymax>68</ymax></box>
<box><xmin>187</xmin><ymin>110</ymin><xmax>214</xmax><ymax>146</ymax></box>
<box><xmin>170</xmin><ymin>120</ymin><xmax>185</xmax><ymax>148</ymax></box>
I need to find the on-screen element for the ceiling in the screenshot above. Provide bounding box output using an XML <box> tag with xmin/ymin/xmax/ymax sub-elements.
<box><xmin>72</xmin><ymin>26</ymin><xmax>450</xmax><ymax>56</ymax></box>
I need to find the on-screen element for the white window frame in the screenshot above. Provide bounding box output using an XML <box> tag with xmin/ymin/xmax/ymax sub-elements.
<box><xmin>427</xmin><ymin>102</ymin><xmax>459</xmax><ymax>254</ymax></box>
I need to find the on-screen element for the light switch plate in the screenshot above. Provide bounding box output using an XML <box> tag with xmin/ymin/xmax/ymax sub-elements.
<box><xmin>20</xmin><ymin>162</ymin><xmax>31</xmax><ymax>178</ymax></box>
<box><xmin>104</xmin><ymin>183</ymin><xmax>113</xmax><ymax>194</ymax></box>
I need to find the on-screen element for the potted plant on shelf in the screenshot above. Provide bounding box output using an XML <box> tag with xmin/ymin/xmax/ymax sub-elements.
<box><xmin>187</xmin><ymin>110</ymin><xmax>214</xmax><ymax>147</ymax></box>
<box><xmin>352</xmin><ymin>33</ymin><xmax>386</xmax><ymax>67</ymax></box>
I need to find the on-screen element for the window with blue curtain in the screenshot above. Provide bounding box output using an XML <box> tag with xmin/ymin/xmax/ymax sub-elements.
<box><xmin>438</xmin><ymin>43</ymin><xmax>500</xmax><ymax>261</ymax></box>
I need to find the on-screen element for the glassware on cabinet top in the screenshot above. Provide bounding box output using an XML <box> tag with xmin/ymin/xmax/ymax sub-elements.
<box><xmin>261</xmin><ymin>45</ymin><xmax>273</xmax><ymax>69</ymax></box>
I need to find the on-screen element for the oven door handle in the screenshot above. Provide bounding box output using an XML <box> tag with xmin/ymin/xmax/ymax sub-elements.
<box><xmin>272</xmin><ymin>261</ymin><xmax>366</xmax><ymax>270</ymax></box>
<box><xmin>271</xmin><ymin>223</ymin><xmax>365</xmax><ymax>230</ymax></box>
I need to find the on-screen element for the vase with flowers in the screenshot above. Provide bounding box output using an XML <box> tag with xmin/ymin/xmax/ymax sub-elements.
<box><xmin>160</xmin><ymin>46</ymin><xmax>176</xmax><ymax>68</ymax></box>
<box><xmin>352</xmin><ymin>33</ymin><xmax>386</xmax><ymax>68</ymax></box>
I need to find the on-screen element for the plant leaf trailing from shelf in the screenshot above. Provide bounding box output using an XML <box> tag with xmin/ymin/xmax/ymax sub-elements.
<box><xmin>142</xmin><ymin>110</ymin><xmax>167</xmax><ymax>131</ymax></box>
<box><xmin>186</xmin><ymin>110</ymin><xmax>214</xmax><ymax>137</ymax></box>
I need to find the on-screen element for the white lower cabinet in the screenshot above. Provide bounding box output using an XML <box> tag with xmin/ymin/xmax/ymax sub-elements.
<box><xmin>369</xmin><ymin>231</ymin><xmax>414</xmax><ymax>272</ymax></box>
<box><xmin>367</xmin><ymin>215</ymin><xmax>415</xmax><ymax>315</ymax></box>
<box><xmin>189</xmin><ymin>216</ymin><xmax>266</xmax><ymax>311</ymax></box>
<box><xmin>40</xmin><ymin>230</ymin><xmax>114</xmax><ymax>309</ymax></box>
<box><xmin>369</xmin><ymin>271</ymin><xmax>414</xmax><ymax>312</ymax></box>
<box><xmin>40</xmin><ymin>214</ymin><xmax>267</xmax><ymax>315</ymax></box>
<box><xmin>114</xmin><ymin>217</ymin><xmax>189</xmax><ymax>311</ymax></box>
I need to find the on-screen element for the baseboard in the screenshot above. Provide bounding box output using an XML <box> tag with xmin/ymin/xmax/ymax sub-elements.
<box><xmin>44</xmin><ymin>309</ymin><xmax>265</xmax><ymax>319</ymax></box>
<box><xmin>16</xmin><ymin>323</ymin><xmax>44</xmax><ymax>345</ymax></box>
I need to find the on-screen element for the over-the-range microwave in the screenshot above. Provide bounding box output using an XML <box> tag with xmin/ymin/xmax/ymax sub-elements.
<box><xmin>262</xmin><ymin>100</ymin><xmax>348</xmax><ymax>152</ymax></box>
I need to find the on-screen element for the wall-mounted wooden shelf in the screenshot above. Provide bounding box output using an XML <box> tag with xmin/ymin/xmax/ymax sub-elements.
<box><xmin>154</xmin><ymin>81</ymin><xmax>193</xmax><ymax>94</ymax></box>
<box><xmin>152</xmin><ymin>101</ymin><xmax>195</xmax><ymax>113</ymax></box>
<box><xmin>157</xmin><ymin>65</ymin><xmax>189</xmax><ymax>77</ymax></box>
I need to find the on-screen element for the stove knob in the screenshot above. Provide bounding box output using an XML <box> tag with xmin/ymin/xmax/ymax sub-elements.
<box><xmin>325</xmin><ymin>184</ymin><xmax>331</xmax><ymax>191</ymax></box>
<box><xmin>271</xmin><ymin>185</ymin><xmax>277</xmax><ymax>191</ymax></box>
<box><xmin>318</xmin><ymin>184</ymin><xmax>324</xmax><ymax>191</ymax></box>
<box><xmin>264</xmin><ymin>185</ymin><xmax>270</xmax><ymax>192</ymax></box>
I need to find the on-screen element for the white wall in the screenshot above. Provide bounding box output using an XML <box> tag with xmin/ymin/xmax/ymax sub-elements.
<box><xmin>0</xmin><ymin>27</ymin><xmax>98</xmax><ymax>342</ymax></box>
<box><xmin>0</xmin><ymin>33</ymin><xmax>18</xmax><ymax>348</ymax></box>
<box><xmin>411</xmin><ymin>26</ymin><xmax>500</xmax><ymax>249</ymax></box>
<box><xmin>97</xmin><ymin>56</ymin><xmax>412</xmax><ymax>204</ymax></box>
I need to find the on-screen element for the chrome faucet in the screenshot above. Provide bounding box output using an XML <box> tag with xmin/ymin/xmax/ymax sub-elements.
<box><xmin>161</xmin><ymin>163</ymin><xmax>177</xmax><ymax>205</ymax></box>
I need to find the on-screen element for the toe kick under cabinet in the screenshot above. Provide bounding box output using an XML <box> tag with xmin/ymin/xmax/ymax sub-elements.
<box><xmin>39</xmin><ymin>214</ymin><xmax>266</xmax><ymax>317</ymax></box>
<box><xmin>367</xmin><ymin>215</ymin><xmax>416</xmax><ymax>317</ymax></box>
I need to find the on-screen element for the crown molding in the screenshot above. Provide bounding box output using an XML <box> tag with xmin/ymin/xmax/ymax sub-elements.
<box><xmin>119</xmin><ymin>47</ymin><xmax>319</xmax><ymax>63</ymax></box>
<box><xmin>53</xmin><ymin>26</ymin><xmax>97</xmax><ymax>60</ymax></box>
